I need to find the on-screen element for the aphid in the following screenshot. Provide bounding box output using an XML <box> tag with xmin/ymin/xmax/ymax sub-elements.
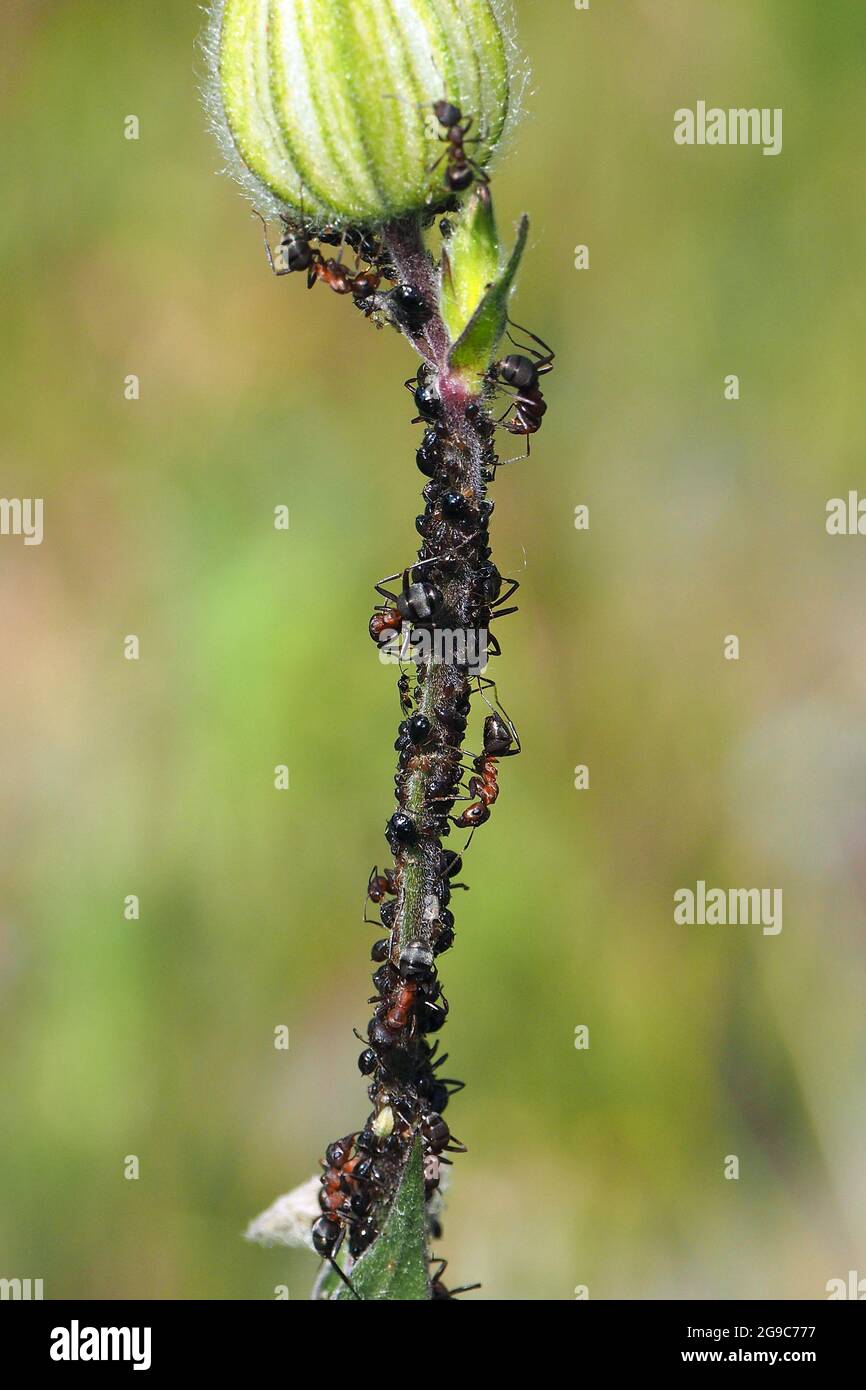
<box><xmin>407</xmin><ymin>713</ymin><xmax>432</xmax><ymax>745</ymax></box>
<box><xmin>406</xmin><ymin>366</ymin><xmax>442</xmax><ymax>423</ymax></box>
<box><xmin>386</xmin><ymin>810</ymin><xmax>417</xmax><ymax>849</ymax></box>
<box><xmin>489</xmin><ymin>321</ymin><xmax>556</xmax><ymax>454</ymax></box>
<box><xmin>387</xmin><ymin>285</ymin><xmax>432</xmax><ymax>335</ymax></box>
<box><xmin>416</xmin><ymin>427</ymin><xmax>446</xmax><ymax>478</ymax></box>
<box><xmin>430</xmin><ymin>100</ymin><xmax>490</xmax><ymax>193</ymax></box>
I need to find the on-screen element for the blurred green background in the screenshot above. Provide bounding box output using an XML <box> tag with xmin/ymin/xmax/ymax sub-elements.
<box><xmin>1</xmin><ymin>0</ymin><xmax>865</xmax><ymax>1300</ymax></box>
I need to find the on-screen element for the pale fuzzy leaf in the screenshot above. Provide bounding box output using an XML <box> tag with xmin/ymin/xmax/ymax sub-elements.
<box><xmin>245</xmin><ymin>1175</ymin><xmax>320</xmax><ymax>1251</ymax></box>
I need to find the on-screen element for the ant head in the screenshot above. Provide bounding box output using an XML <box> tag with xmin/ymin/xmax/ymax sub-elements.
<box><xmin>433</xmin><ymin>99</ymin><xmax>462</xmax><ymax>128</ymax></box>
<box><xmin>324</xmin><ymin>1135</ymin><xmax>355</xmax><ymax>1168</ymax></box>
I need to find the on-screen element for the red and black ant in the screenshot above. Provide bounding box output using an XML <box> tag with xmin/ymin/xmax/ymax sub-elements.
<box><xmin>451</xmin><ymin>681</ymin><xmax>520</xmax><ymax>838</ymax></box>
<box><xmin>430</xmin><ymin>100</ymin><xmax>489</xmax><ymax>193</ymax></box>
<box><xmin>370</xmin><ymin>559</ymin><xmax>446</xmax><ymax>638</ymax></box>
<box><xmin>364</xmin><ymin>864</ymin><xmax>398</xmax><ymax>925</ymax></box>
<box><xmin>312</xmin><ymin>1133</ymin><xmax>363</xmax><ymax>1297</ymax></box>
<box><xmin>257</xmin><ymin>212</ymin><xmax>382</xmax><ymax>303</ymax></box>
<box><xmin>487</xmin><ymin>320</ymin><xmax>556</xmax><ymax>456</ymax></box>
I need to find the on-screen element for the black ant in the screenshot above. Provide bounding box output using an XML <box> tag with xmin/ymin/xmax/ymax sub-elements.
<box><xmin>397</xmin><ymin>670</ymin><xmax>415</xmax><ymax>714</ymax></box>
<box><xmin>488</xmin><ymin>320</ymin><xmax>556</xmax><ymax>455</ymax></box>
<box><xmin>430</xmin><ymin>101</ymin><xmax>489</xmax><ymax>193</ymax></box>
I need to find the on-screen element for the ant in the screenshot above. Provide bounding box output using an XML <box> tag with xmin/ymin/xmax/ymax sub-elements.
<box><xmin>430</xmin><ymin>101</ymin><xmax>490</xmax><ymax>193</ymax></box>
<box><xmin>256</xmin><ymin>212</ymin><xmax>381</xmax><ymax>303</ymax></box>
<box><xmin>312</xmin><ymin>1135</ymin><xmax>366</xmax><ymax>1304</ymax></box>
<box><xmin>364</xmin><ymin>864</ymin><xmax>398</xmax><ymax>925</ymax></box>
<box><xmin>488</xmin><ymin>320</ymin><xmax>556</xmax><ymax>455</ymax></box>
<box><xmin>451</xmin><ymin>681</ymin><xmax>520</xmax><ymax>837</ymax></box>
<box><xmin>371</xmin><ymin>558</ymin><xmax>446</xmax><ymax>634</ymax></box>
<box><xmin>397</xmin><ymin>670</ymin><xmax>416</xmax><ymax>714</ymax></box>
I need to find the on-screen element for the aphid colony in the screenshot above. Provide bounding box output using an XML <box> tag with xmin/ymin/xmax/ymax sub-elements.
<box><xmin>258</xmin><ymin>98</ymin><xmax>553</xmax><ymax>1299</ymax></box>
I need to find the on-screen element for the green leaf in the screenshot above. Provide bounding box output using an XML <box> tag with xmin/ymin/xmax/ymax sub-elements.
<box><xmin>334</xmin><ymin>1138</ymin><xmax>430</xmax><ymax>1301</ymax></box>
<box><xmin>447</xmin><ymin>214</ymin><xmax>529</xmax><ymax>377</ymax></box>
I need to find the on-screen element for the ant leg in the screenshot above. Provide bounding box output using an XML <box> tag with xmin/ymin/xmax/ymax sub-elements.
<box><xmin>327</xmin><ymin>1254</ymin><xmax>360</xmax><ymax>1300</ymax></box>
<box><xmin>374</xmin><ymin>571</ymin><xmax>403</xmax><ymax>604</ymax></box>
<box><xmin>322</xmin><ymin>1226</ymin><xmax>360</xmax><ymax>1300</ymax></box>
<box><xmin>506</xmin><ymin>317</ymin><xmax>556</xmax><ymax>368</ymax></box>
<box><xmin>466</xmin><ymin>157</ymin><xmax>490</xmax><ymax>185</ymax></box>
<box><xmin>489</xmin><ymin>605</ymin><xmax>519</xmax><ymax>621</ymax></box>
<box><xmin>254</xmin><ymin>212</ymin><xmax>289</xmax><ymax>277</ymax></box>
<box><xmin>495</xmin><ymin>442</ymin><xmax>530</xmax><ymax>467</ymax></box>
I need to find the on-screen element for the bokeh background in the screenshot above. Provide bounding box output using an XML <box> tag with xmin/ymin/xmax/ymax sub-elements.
<box><xmin>1</xmin><ymin>0</ymin><xmax>865</xmax><ymax>1300</ymax></box>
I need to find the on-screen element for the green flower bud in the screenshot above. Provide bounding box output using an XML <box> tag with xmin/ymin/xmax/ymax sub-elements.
<box><xmin>205</xmin><ymin>0</ymin><xmax>515</xmax><ymax>227</ymax></box>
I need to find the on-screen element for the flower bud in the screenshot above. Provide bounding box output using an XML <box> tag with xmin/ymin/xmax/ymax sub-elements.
<box><xmin>206</xmin><ymin>0</ymin><xmax>514</xmax><ymax>227</ymax></box>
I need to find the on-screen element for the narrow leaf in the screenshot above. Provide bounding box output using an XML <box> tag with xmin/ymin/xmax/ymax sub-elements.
<box><xmin>439</xmin><ymin>187</ymin><xmax>501</xmax><ymax>346</ymax></box>
<box><xmin>335</xmin><ymin>1138</ymin><xmax>429</xmax><ymax>1301</ymax></box>
<box><xmin>447</xmin><ymin>214</ymin><xmax>529</xmax><ymax>375</ymax></box>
